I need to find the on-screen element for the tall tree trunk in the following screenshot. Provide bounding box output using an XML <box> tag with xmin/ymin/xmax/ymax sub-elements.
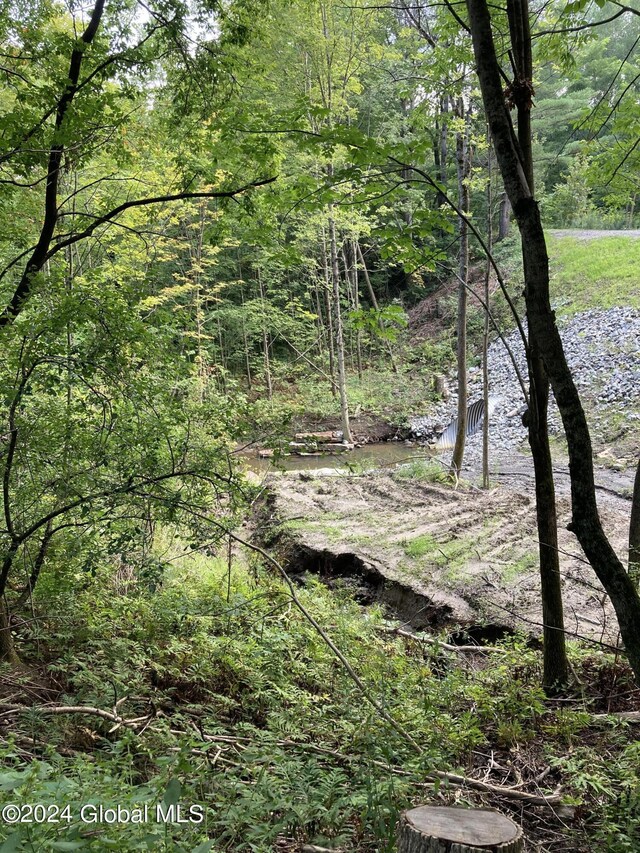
<box><xmin>322</xmin><ymin>229</ymin><xmax>337</xmax><ymax>396</ymax></box>
<box><xmin>314</xmin><ymin>278</ymin><xmax>325</xmax><ymax>359</ymax></box>
<box><xmin>257</xmin><ymin>268</ymin><xmax>272</xmax><ymax>401</ymax></box>
<box><xmin>238</xmin><ymin>261</ymin><xmax>253</xmax><ymax>389</ymax></box>
<box><xmin>498</xmin><ymin>193</ymin><xmax>511</xmax><ymax>240</ymax></box>
<box><xmin>436</xmin><ymin>95</ymin><xmax>449</xmax><ymax>208</ymax></box>
<box><xmin>509</xmin><ymin>0</ymin><xmax>568</xmax><ymax>691</ymax></box>
<box><xmin>216</xmin><ymin>319</ymin><xmax>228</xmax><ymax>395</ymax></box>
<box><xmin>350</xmin><ymin>241</ymin><xmax>363</xmax><ymax>379</ymax></box>
<box><xmin>341</xmin><ymin>245</ymin><xmax>357</xmax><ymax>373</ymax></box>
<box><xmin>328</xmin><ymin>212</ymin><xmax>353</xmax><ymax>443</ymax></box>
<box><xmin>482</xmin><ymin>140</ymin><xmax>492</xmax><ymax>489</ymax></box>
<box><xmin>193</xmin><ymin>201</ymin><xmax>207</xmax><ymax>401</ymax></box>
<box><xmin>450</xmin><ymin>98</ymin><xmax>470</xmax><ymax>478</ymax></box>
<box><xmin>467</xmin><ymin>0</ymin><xmax>640</xmax><ymax>684</ymax></box>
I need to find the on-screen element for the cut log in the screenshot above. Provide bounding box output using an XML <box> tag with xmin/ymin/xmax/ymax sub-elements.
<box><xmin>257</xmin><ymin>449</ymin><xmax>274</xmax><ymax>458</ymax></box>
<box><xmin>294</xmin><ymin>431</ymin><xmax>344</xmax><ymax>443</ymax></box>
<box><xmin>397</xmin><ymin>805</ymin><xmax>523</xmax><ymax>853</ymax></box>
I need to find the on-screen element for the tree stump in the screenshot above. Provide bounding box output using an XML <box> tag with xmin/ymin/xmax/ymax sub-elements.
<box><xmin>397</xmin><ymin>805</ymin><xmax>523</xmax><ymax>853</ymax></box>
<box><xmin>434</xmin><ymin>375</ymin><xmax>449</xmax><ymax>400</ymax></box>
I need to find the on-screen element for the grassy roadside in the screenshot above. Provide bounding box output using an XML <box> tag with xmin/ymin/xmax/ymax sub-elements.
<box><xmin>548</xmin><ymin>235</ymin><xmax>640</xmax><ymax>314</ymax></box>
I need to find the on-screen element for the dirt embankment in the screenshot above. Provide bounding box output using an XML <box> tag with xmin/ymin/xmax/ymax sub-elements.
<box><xmin>258</xmin><ymin>468</ymin><xmax>631</xmax><ymax>644</ymax></box>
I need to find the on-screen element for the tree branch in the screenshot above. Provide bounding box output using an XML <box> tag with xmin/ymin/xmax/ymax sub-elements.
<box><xmin>0</xmin><ymin>178</ymin><xmax>276</xmax><ymax>327</ymax></box>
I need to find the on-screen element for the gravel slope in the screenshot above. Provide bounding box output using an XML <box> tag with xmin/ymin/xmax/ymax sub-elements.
<box><xmin>410</xmin><ymin>306</ymin><xmax>640</xmax><ymax>468</ymax></box>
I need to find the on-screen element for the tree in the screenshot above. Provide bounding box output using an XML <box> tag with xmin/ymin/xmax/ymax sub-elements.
<box><xmin>466</xmin><ymin>0</ymin><xmax>640</xmax><ymax>685</ymax></box>
<box><xmin>450</xmin><ymin>96</ymin><xmax>471</xmax><ymax>478</ymax></box>
<box><xmin>0</xmin><ymin>0</ymin><xmax>276</xmax><ymax>661</ymax></box>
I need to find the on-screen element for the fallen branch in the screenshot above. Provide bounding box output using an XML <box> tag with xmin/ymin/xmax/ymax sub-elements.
<box><xmin>0</xmin><ymin>700</ymin><xmax>154</xmax><ymax>732</ymax></box>
<box><xmin>427</xmin><ymin>769</ymin><xmax>561</xmax><ymax>806</ymax></box>
<box><xmin>0</xmin><ymin>702</ymin><xmax>562</xmax><ymax>807</ymax></box>
<box><xmin>171</xmin><ymin>729</ymin><xmax>562</xmax><ymax>807</ymax></box>
<box><xmin>380</xmin><ymin>625</ymin><xmax>506</xmax><ymax>655</ymax></box>
<box><xmin>592</xmin><ymin>710</ymin><xmax>640</xmax><ymax>723</ymax></box>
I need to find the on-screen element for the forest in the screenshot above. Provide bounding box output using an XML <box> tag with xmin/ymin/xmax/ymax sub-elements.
<box><xmin>0</xmin><ymin>0</ymin><xmax>639</xmax><ymax>850</ymax></box>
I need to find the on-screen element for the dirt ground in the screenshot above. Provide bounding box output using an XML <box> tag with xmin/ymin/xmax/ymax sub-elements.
<box><xmin>258</xmin><ymin>461</ymin><xmax>633</xmax><ymax>645</ymax></box>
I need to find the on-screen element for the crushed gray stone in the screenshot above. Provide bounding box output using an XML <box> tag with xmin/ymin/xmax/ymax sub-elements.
<box><xmin>409</xmin><ymin>307</ymin><xmax>640</xmax><ymax>465</ymax></box>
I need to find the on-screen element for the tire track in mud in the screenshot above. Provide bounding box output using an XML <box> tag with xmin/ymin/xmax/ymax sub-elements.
<box><xmin>260</xmin><ymin>469</ymin><xmax>629</xmax><ymax>644</ymax></box>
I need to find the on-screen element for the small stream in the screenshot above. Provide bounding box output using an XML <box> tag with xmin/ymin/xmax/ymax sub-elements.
<box><xmin>238</xmin><ymin>441</ymin><xmax>436</xmax><ymax>473</ymax></box>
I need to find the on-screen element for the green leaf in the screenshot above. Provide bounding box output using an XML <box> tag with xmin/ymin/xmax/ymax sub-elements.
<box><xmin>163</xmin><ymin>777</ymin><xmax>182</xmax><ymax>807</ymax></box>
<box><xmin>190</xmin><ymin>842</ymin><xmax>215</xmax><ymax>853</ymax></box>
<box><xmin>0</xmin><ymin>833</ymin><xmax>23</xmax><ymax>853</ymax></box>
<box><xmin>0</xmin><ymin>772</ymin><xmax>28</xmax><ymax>791</ymax></box>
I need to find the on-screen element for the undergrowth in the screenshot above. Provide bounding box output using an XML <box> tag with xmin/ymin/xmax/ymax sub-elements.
<box><xmin>0</xmin><ymin>541</ymin><xmax>638</xmax><ymax>852</ymax></box>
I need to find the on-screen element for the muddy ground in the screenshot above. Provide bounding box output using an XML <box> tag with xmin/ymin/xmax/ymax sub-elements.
<box><xmin>256</xmin><ymin>460</ymin><xmax>634</xmax><ymax>645</ymax></box>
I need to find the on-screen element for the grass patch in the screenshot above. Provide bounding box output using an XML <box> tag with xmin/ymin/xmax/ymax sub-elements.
<box><xmin>280</xmin><ymin>517</ymin><xmax>344</xmax><ymax>541</ymax></box>
<box><xmin>548</xmin><ymin>235</ymin><xmax>640</xmax><ymax>314</ymax></box>
<box><xmin>393</xmin><ymin>459</ymin><xmax>449</xmax><ymax>483</ymax></box>
<box><xmin>400</xmin><ymin>531</ymin><xmax>476</xmax><ymax>577</ymax></box>
<box><xmin>502</xmin><ymin>551</ymin><xmax>538</xmax><ymax>581</ymax></box>
<box><xmin>402</xmin><ymin>533</ymin><xmax>438</xmax><ymax>558</ymax></box>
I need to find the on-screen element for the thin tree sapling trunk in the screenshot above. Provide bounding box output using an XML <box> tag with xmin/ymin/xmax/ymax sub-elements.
<box><xmin>257</xmin><ymin>268</ymin><xmax>272</xmax><ymax>401</ymax></box>
<box><xmin>356</xmin><ymin>242</ymin><xmax>398</xmax><ymax>373</ymax></box>
<box><xmin>450</xmin><ymin>97</ymin><xmax>471</xmax><ymax>478</ymax></box>
<box><xmin>328</xmin><ymin>212</ymin><xmax>353</xmax><ymax>443</ymax></box>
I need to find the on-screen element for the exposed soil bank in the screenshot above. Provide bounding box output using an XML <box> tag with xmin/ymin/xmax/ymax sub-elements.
<box><xmin>257</xmin><ymin>468</ymin><xmax>631</xmax><ymax>644</ymax></box>
<box><xmin>291</xmin><ymin>412</ymin><xmax>408</xmax><ymax>444</ymax></box>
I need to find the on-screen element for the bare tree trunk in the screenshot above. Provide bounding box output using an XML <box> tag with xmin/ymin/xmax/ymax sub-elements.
<box><xmin>242</xmin><ymin>308</ymin><xmax>252</xmax><ymax>388</ymax></box>
<box><xmin>341</xmin><ymin>245</ymin><xmax>357</xmax><ymax>373</ymax></box>
<box><xmin>451</xmin><ymin>98</ymin><xmax>470</xmax><ymax>478</ymax></box>
<box><xmin>467</xmin><ymin>0</ymin><xmax>640</xmax><ymax>684</ymax></box>
<box><xmin>314</xmin><ymin>278</ymin><xmax>325</xmax><ymax>359</ymax></box>
<box><xmin>469</xmin><ymin>0</ymin><xmax>568</xmax><ymax>691</ymax></box>
<box><xmin>257</xmin><ymin>268</ymin><xmax>272</xmax><ymax>401</ymax></box>
<box><xmin>193</xmin><ymin>202</ymin><xmax>207</xmax><ymax>400</ymax></box>
<box><xmin>350</xmin><ymin>241</ymin><xmax>363</xmax><ymax>379</ymax></box>
<box><xmin>355</xmin><ymin>242</ymin><xmax>398</xmax><ymax>373</ymax></box>
<box><xmin>328</xmin><ymin>212</ymin><xmax>353</xmax><ymax>443</ymax></box>
<box><xmin>216</xmin><ymin>318</ymin><xmax>228</xmax><ymax>395</ymax></box>
<box><xmin>436</xmin><ymin>95</ymin><xmax>449</xmax><ymax>208</ymax></box>
<box><xmin>321</xmin><ymin>229</ymin><xmax>337</xmax><ymax>396</ymax></box>
<box><xmin>0</xmin><ymin>603</ymin><xmax>20</xmax><ymax>666</ymax></box>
